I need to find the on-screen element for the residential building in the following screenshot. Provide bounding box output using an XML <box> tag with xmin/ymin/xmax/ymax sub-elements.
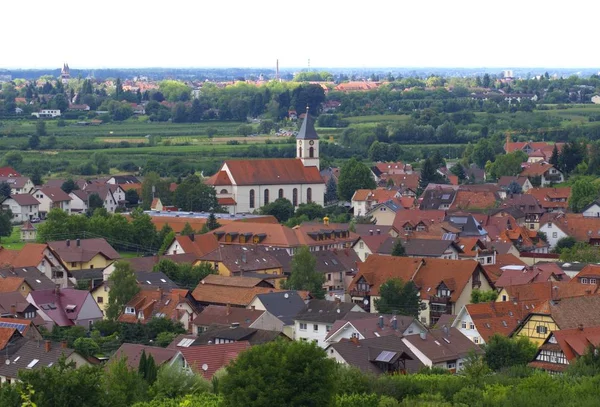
<box><xmin>496</xmin><ymin>281</ymin><xmax>593</xmax><ymax>304</ymax></box>
<box><xmin>0</xmin><ymin>340</ymin><xmax>90</xmax><ymax>384</ymax></box>
<box><xmin>419</xmin><ymin>188</ymin><xmax>456</xmax><ymax>210</ymax></box>
<box><xmin>0</xmin><ymin>277</ymin><xmax>32</xmax><ymax>297</ymax></box>
<box><xmin>512</xmin><ymin>295</ymin><xmax>600</xmax><ymax>346</ymax></box>
<box><xmin>0</xmin><ymin>243</ymin><xmax>69</xmax><ymax>288</ymax></box>
<box><xmin>392</xmin><ymin>210</ymin><xmax>447</xmax><ymax>236</ymax></box>
<box><xmin>111</xmin><ymin>343</ymin><xmax>179</xmax><ymax>370</ymax></box>
<box><xmin>118</xmin><ymin>288</ymin><xmax>199</xmax><ymax>332</ymax></box>
<box><xmin>48</xmin><ymin>238</ymin><xmax>120</xmax><ymax>271</ymax></box>
<box><xmin>191</xmin><ymin>305</ymin><xmax>264</xmax><ymax>334</ymax></box>
<box><xmin>26</xmin><ymin>288</ymin><xmax>103</xmax><ymax>330</ymax></box>
<box><xmin>205</xmin><ymin>113</ymin><xmax>325</xmax><ymax>214</ymax></box>
<box><xmin>351</xmin><ymin>189</ymin><xmax>399</xmax><ymax>217</ymax></box>
<box><xmin>31</xmin><ymin>187</ymin><xmax>72</xmax><ymax>216</ymax></box>
<box><xmin>247</xmin><ymin>291</ymin><xmax>308</xmax><ymax>338</ymax></box>
<box><xmin>166</xmin><ymin>233</ymin><xmax>220</xmax><ymax>256</ymax></box>
<box><xmin>0</xmin><ymin>292</ymin><xmax>42</xmax><ymax>324</ymax></box>
<box><xmin>20</xmin><ymin>221</ymin><xmax>37</xmax><ymax>242</ymax></box>
<box><xmin>0</xmin><ymin>317</ymin><xmax>42</xmax><ymax>340</ymax></box>
<box><xmin>497</xmin><ymin>176</ymin><xmax>533</xmax><ymax>193</ymax></box>
<box><xmin>348</xmin><ymin>255</ymin><xmax>494</xmax><ymax>326</ymax></box>
<box><xmin>582</xmin><ymin>200</ymin><xmax>600</xmax><ymax>218</ymax></box>
<box><xmin>527</xmin><ymin>187</ymin><xmax>571</xmax><ymax>213</ymax></box>
<box><xmin>365</xmin><ymin>200</ymin><xmax>404</xmax><ymax>225</ymax></box>
<box><xmin>1</xmin><ymin>194</ymin><xmax>40</xmax><ymax>223</ymax></box>
<box><xmin>324</xmin><ymin>312</ymin><xmax>425</xmax><ymax>346</ymax></box>
<box><xmin>199</xmin><ymin>245</ymin><xmax>283</xmax><ymax>281</ymax></box>
<box><xmin>191</xmin><ymin>280</ymin><xmax>290</xmax><ymax>308</ymax></box>
<box><xmin>293</xmin><ymin>299</ymin><xmax>363</xmax><ymax>347</ymax></box>
<box><xmin>401</xmin><ymin>327</ymin><xmax>483</xmax><ymax>372</ymax></box>
<box><xmin>501</xmin><ymin>194</ymin><xmax>545</xmax><ymax>229</ymax></box>
<box><xmin>0</xmin><ymin>177</ymin><xmax>34</xmax><ymax>195</ymax></box>
<box><xmin>31</xmin><ymin>109</ymin><xmax>61</xmax><ymax>118</ymax></box>
<box><xmin>178</xmin><ymin>341</ymin><xmax>250</xmax><ymax>379</ymax></box>
<box><xmin>177</xmin><ymin>325</ymin><xmax>283</xmax><ymax>346</ymax></box>
<box><xmin>327</xmin><ymin>335</ymin><xmax>423</xmax><ymax>375</ymax></box>
<box><xmin>539</xmin><ymin>213</ymin><xmax>600</xmax><ymax>249</ymax></box>
<box><xmin>528</xmin><ymin>326</ymin><xmax>600</xmax><ymax>374</ymax></box>
<box><xmin>520</xmin><ymin>162</ymin><xmax>564</xmax><ymax>186</ymax></box>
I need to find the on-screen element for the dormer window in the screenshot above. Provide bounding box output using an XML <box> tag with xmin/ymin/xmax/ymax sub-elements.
<box><xmin>125</xmin><ymin>307</ymin><xmax>135</xmax><ymax>314</ymax></box>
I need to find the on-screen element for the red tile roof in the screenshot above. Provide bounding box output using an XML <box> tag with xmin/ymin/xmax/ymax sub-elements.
<box><xmin>218</xmin><ymin>197</ymin><xmax>237</xmax><ymax>206</ymax></box>
<box><xmin>0</xmin><ymin>277</ymin><xmax>26</xmax><ymax>293</ymax></box>
<box><xmin>501</xmin><ymin>281</ymin><xmax>595</xmax><ymax>303</ymax></box>
<box><xmin>191</xmin><ymin>305</ymin><xmax>264</xmax><ymax>329</ymax></box>
<box><xmin>221</xmin><ymin>159</ymin><xmax>324</xmax><ymax>186</ymax></box>
<box><xmin>172</xmin><ymin>233</ymin><xmax>220</xmax><ymax>257</ymax></box>
<box><xmin>180</xmin><ymin>341</ymin><xmax>250</xmax><ymax>379</ymax></box>
<box><xmin>553</xmin><ymin>325</ymin><xmax>600</xmax><ymax>361</ymax></box>
<box><xmin>465</xmin><ymin>301</ymin><xmax>539</xmax><ymax>342</ymax></box>
<box><xmin>0</xmin><ymin>167</ymin><xmax>20</xmax><ymax>177</ymax></box>
<box><xmin>205</xmin><ymin>171</ymin><xmax>232</xmax><ymax>186</ymax></box>
<box><xmin>521</xmin><ymin>162</ymin><xmax>558</xmax><ymax>177</ymax></box>
<box><xmin>451</xmin><ymin>190</ymin><xmax>499</xmax><ymax>210</ymax></box>
<box><xmin>111</xmin><ymin>343</ymin><xmax>179</xmax><ymax>369</ymax></box>
<box><xmin>392</xmin><ymin>210</ymin><xmax>446</xmax><ymax>233</ymax></box>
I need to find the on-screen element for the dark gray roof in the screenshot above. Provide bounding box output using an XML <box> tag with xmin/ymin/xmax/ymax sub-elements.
<box><xmin>403</xmin><ymin>328</ymin><xmax>483</xmax><ymax>364</ymax></box>
<box><xmin>295</xmin><ymin>299</ymin><xmax>361</xmax><ymax>324</ymax></box>
<box><xmin>296</xmin><ymin>113</ymin><xmax>319</xmax><ymax>140</ymax></box>
<box><xmin>0</xmin><ymin>340</ymin><xmax>77</xmax><ymax>379</ymax></box>
<box><xmin>255</xmin><ymin>291</ymin><xmax>306</xmax><ymax>325</ymax></box>
<box><xmin>445</xmin><ymin>214</ymin><xmax>487</xmax><ymax>237</ymax></box>
<box><xmin>191</xmin><ymin>325</ymin><xmax>283</xmax><ymax>345</ymax></box>
<box><xmin>0</xmin><ymin>291</ymin><xmax>38</xmax><ymax>315</ymax></box>
<box><xmin>419</xmin><ymin>188</ymin><xmax>456</xmax><ymax>210</ymax></box>
<box><xmin>329</xmin><ymin>336</ymin><xmax>423</xmax><ymax>375</ymax></box>
<box><xmin>135</xmin><ymin>271</ymin><xmax>178</xmax><ymax>290</ymax></box>
<box><xmin>70</xmin><ymin>268</ymin><xmax>105</xmax><ymax>282</ymax></box>
<box><xmin>402</xmin><ymin>239</ymin><xmax>460</xmax><ymax>257</ymax></box>
<box><xmin>110</xmin><ymin>175</ymin><xmax>140</xmax><ymax>184</ymax></box>
<box><xmin>0</xmin><ymin>267</ymin><xmax>56</xmax><ymax>290</ymax></box>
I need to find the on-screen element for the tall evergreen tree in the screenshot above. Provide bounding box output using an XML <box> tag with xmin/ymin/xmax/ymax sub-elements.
<box><xmin>180</xmin><ymin>222</ymin><xmax>194</xmax><ymax>236</ymax></box>
<box><xmin>419</xmin><ymin>158</ymin><xmax>437</xmax><ymax>190</ymax></box>
<box><xmin>391</xmin><ymin>239</ymin><xmax>406</xmax><ymax>257</ymax></box>
<box><xmin>549</xmin><ymin>144</ymin><xmax>560</xmax><ymax>167</ymax></box>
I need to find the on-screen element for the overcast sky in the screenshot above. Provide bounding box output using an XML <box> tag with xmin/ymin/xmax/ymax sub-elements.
<box><xmin>2</xmin><ymin>0</ymin><xmax>597</xmax><ymax>69</ymax></box>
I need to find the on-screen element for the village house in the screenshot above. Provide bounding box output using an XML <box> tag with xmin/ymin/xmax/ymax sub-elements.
<box><xmin>351</xmin><ymin>188</ymin><xmax>399</xmax><ymax>217</ymax></box>
<box><xmin>348</xmin><ymin>255</ymin><xmax>494</xmax><ymax>326</ymax></box>
<box><xmin>538</xmin><ymin>213</ymin><xmax>600</xmax><ymax>249</ymax></box>
<box><xmin>324</xmin><ymin>313</ymin><xmax>425</xmax><ymax>347</ymax></box>
<box><xmin>527</xmin><ymin>187</ymin><xmax>571</xmax><ymax>213</ymax></box>
<box><xmin>293</xmin><ymin>299</ymin><xmax>363</xmax><ymax>347</ymax></box>
<box><xmin>176</xmin><ymin>325</ymin><xmax>284</xmax><ymax>346</ymax></box>
<box><xmin>327</xmin><ymin>335</ymin><xmax>423</xmax><ymax>375</ymax></box>
<box><xmin>20</xmin><ymin>221</ymin><xmax>37</xmax><ymax>242</ymax></box>
<box><xmin>365</xmin><ymin>200</ymin><xmax>407</xmax><ymax>225</ymax></box>
<box><xmin>401</xmin><ymin>327</ymin><xmax>484</xmax><ymax>372</ymax></box>
<box><xmin>191</xmin><ymin>304</ymin><xmax>265</xmax><ymax>334</ymax></box>
<box><xmin>247</xmin><ymin>291</ymin><xmax>308</xmax><ymax>339</ymax></box>
<box><xmin>497</xmin><ymin>176</ymin><xmax>533</xmax><ymax>193</ymax></box>
<box><xmin>520</xmin><ymin>162</ymin><xmax>564</xmax><ymax>186</ymax></box>
<box><xmin>199</xmin><ymin>245</ymin><xmax>284</xmax><ymax>282</ymax></box>
<box><xmin>47</xmin><ymin>238</ymin><xmax>120</xmax><ymax>271</ymax></box>
<box><xmin>500</xmin><ymin>194</ymin><xmax>545</xmax><ymax>230</ymax></box>
<box><xmin>27</xmin><ymin>288</ymin><xmax>103</xmax><ymax>330</ymax></box>
<box><xmin>31</xmin><ymin>187</ymin><xmax>71</xmax><ymax>217</ymax></box>
<box><xmin>0</xmin><ymin>243</ymin><xmax>70</xmax><ymax>288</ymax></box>
<box><xmin>0</xmin><ymin>177</ymin><xmax>34</xmax><ymax>195</ymax></box>
<box><xmin>205</xmin><ymin>113</ymin><xmax>325</xmax><ymax>214</ymax></box>
<box><xmin>1</xmin><ymin>194</ymin><xmax>40</xmax><ymax>223</ymax></box>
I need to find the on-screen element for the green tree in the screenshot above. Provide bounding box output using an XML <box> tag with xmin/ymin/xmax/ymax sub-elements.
<box><xmin>180</xmin><ymin>222</ymin><xmax>194</xmax><ymax>236</ymax></box>
<box><xmin>126</xmin><ymin>189</ymin><xmax>139</xmax><ymax>206</ymax></box>
<box><xmin>0</xmin><ymin>182</ymin><xmax>11</xmax><ymax>199</ymax></box>
<box><xmin>283</xmin><ymin>246</ymin><xmax>325</xmax><ymax>299</ymax></box>
<box><xmin>141</xmin><ymin>172</ymin><xmax>172</xmax><ymax>209</ymax></box>
<box><xmin>171</xmin><ymin>103</ymin><xmax>188</xmax><ymax>123</ymax></box>
<box><xmin>130</xmin><ymin>208</ymin><xmax>159</xmax><ymax>251</ymax></box>
<box><xmin>325</xmin><ymin>177</ymin><xmax>338</xmax><ymax>204</ymax></box>
<box><xmin>173</xmin><ymin>175</ymin><xmax>219</xmax><ymax>212</ymax></box>
<box><xmin>87</xmin><ymin>193</ymin><xmax>104</xmax><ymax>215</ymax></box>
<box><xmin>36</xmin><ymin>208</ymin><xmax>72</xmax><ymax>242</ymax></box>
<box><xmin>106</xmin><ymin>261</ymin><xmax>140</xmax><ymax>320</ymax></box>
<box><xmin>188</xmin><ymin>99</ymin><xmax>203</xmax><ymax>123</ymax></box>
<box><xmin>150</xmin><ymin>364</ymin><xmax>211</xmax><ymax>400</ymax></box>
<box><xmin>450</xmin><ymin>164</ymin><xmax>466</xmax><ymax>182</ymax></box>
<box><xmin>569</xmin><ymin>178</ymin><xmax>599</xmax><ymax>212</ymax></box>
<box><xmin>206</xmin><ymin>212</ymin><xmax>221</xmax><ymax>231</ymax></box>
<box><xmin>294</xmin><ymin>202</ymin><xmax>325</xmax><ymax>221</ymax></box>
<box><xmin>488</xmin><ymin>151</ymin><xmax>528</xmax><ymax>179</ymax></box>
<box><xmin>159</xmin><ymin>231</ymin><xmax>176</xmax><ymax>255</ymax></box>
<box><xmin>391</xmin><ymin>239</ymin><xmax>406</xmax><ymax>257</ymax></box>
<box><xmin>0</xmin><ymin>209</ymin><xmax>12</xmax><ymax>242</ymax></box>
<box><xmin>61</xmin><ymin>179</ymin><xmax>79</xmax><ymax>194</ymax></box>
<box><xmin>156</xmin><ymin>224</ymin><xmax>174</xmax><ymax>250</ymax></box>
<box><xmin>93</xmin><ymin>152</ymin><xmax>110</xmax><ymax>174</ymax></box>
<box><xmin>419</xmin><ymin>158</ymin><xmax>438</xmax><ymax>190</ymax></box>
<box><xmin>471</xmin><ymin>289</ymin><xmax>499</xmax><ymax>303</ymax></box>
<box><xmin>35</xmin><ymin>119</ymin><xmax>47</xmax><ymax>137</ymax></box>
<box><xmin>374</xmin><ymin>278</ymin><xmax>421</xmax><ymax>317</ymax></box>
<box><xmin>29</xmin><ymin>134</ymin><xmax>40</xmax><ymax>150</ymax></box>
<box><xmin>337</xmin><ymin>158</ymin><xmax>376</xmax><ymax>201</ymax></box>
<box><xmin>560</xmin><ymin>242</ymin><xmax>600</xmax><ymax>263</ymax></box>
<box><xmin>73</xmin><ymin>337</ymin><xmax>100</xmax><ymax>358</ymax></box>
<box><xmin>104</xmin><ymin>357</ymin><xmax>149</xmax><ymax>407</ymax></box>
<box><xmin>483</xmin><ymin>334</ymin><xmax>537</xmax><ymax>371</ymax></box>
<box><xmin>260</xmin><ymin>198</ymin><xmax>295</xmax><ymax>222</ymax></box>
<box><xmin>31</xmin><ymin>167</ymin><xmax>43</xmax><ymax>186</ymax></box>
<box><xmin>3</xmin><ymin>151</ymin><xmax>23</xmax><ymax>169</ymax></box>
<box><xmin>471</xmin><ymin>139</ymin><xmax>495</xmax><ymax>168</ymax></box>
<box><xmin>221</xmin><ymin>340</ymin><xmax>336</xmax><ymax>407</ymax></box>
<box><xmin>553</xmin><ymin>236</ymin><xmax>577</xmax><ymax>253</ymax></box>
<box><xmin>549</xmin><ymin>144</ymin><xmax>560</xmax><ymax>168</ymax></box>
<box><xmin>18</xmin><ymin>356</ymin><xmax>104</xmax><ymax>407</ymax></box>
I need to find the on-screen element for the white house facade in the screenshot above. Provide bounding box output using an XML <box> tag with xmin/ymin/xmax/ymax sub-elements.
<box><xmin>538</xmin><ymin>221</ymin><xmax>568</xmax><ymax>249</ymax></box>
<box><xmin>2</xmin><ymin>194</ymin><xmax>40</xmax><ymax>223</ymax></box>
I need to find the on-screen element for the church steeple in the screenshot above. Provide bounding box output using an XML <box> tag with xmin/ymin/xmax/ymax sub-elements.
<box><xmin>296</xmin><ymin>107</ymin><xmax>320</xmax><ymax>168</ymax></box>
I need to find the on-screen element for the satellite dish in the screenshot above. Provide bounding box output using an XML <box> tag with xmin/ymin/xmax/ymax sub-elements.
<box><xmin>4</xmin><ymin>360</ymin><xmax>9</xmax><ymax>365</ymax></box>
<box><xmin>336</xmin><ymin>308</ymin><xmax>341</xmax><ymax>313</ymax></box>
<box><xmin>284</xmin><ymin>293</ymin><xmax>289</xmax><ymax>299</ymax></box>
<box><xmin>201</xmin><ymin>363</ymin><xmax>208</xmax><ymax>371</ymax></box>
<box><xmin>363</xmin><ymin>299</ymin><xmax>369</xmax><ymax>305</ymax></box>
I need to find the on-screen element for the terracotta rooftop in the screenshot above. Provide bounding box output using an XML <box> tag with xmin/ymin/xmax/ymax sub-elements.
<box><xmin>218</xmin><ymin>159</ymin><xmax>323</xmax><ymax>186</ymax></box>
<box><xmin>48</xmin><ymin>238</ymin><xmax>120</xmax><ymax>263</ymax></box>
<box><xmin>191</xmin><ymin>305</ymin><xmax>264</xmax><ymax>329</ymax></box>
<box><xmin>179</xmin><ymin>341</ymin><xmax>250</xmax><ymax>379</ymax></box>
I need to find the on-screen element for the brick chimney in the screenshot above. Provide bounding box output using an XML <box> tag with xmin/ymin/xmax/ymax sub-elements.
<box><xmin>10</xmin><ymin>304</ymin><xmax>16</xmax><ymax>316</ymax></box>
<box><xmin>44</xmin><ymin>340</ymin><xmax>51</xmax><ymax>352</ymax></box>
<box><xmin>350</xmin><ymin>336</ymin><xmax>359</xmax><ymax>345</ymax></box>
<box><xmin>61</xmin><ymin>340</ymin><xmax>68</xmax><ymax>349</ymax></box>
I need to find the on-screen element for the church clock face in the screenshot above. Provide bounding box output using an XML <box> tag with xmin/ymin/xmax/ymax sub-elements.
<box><xmin>309</xmin><ymin>140</ymin><xmax>314</xmax><ymax>145</ymax></box>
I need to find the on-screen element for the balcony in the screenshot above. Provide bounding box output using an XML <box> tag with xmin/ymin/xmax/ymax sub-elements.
<box><xmin>349</xmin><ymin>289</ymin><xmax>371</xmax><ymax>298</ymax></box>
<box><xmin>429</xmin><ymin>295</ymin><xmax>451</xmax><ymax>305</ymax></box>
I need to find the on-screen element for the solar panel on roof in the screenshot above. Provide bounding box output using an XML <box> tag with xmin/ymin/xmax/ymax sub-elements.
<box><xmin>442</xmin><ymin>233</ymin><xmax>456</xmax><ymax>241</ymax></box>
<box><xmin>0</xmin><ymin>322</ymin><xmax>26</xmax><ymax>332</ymax></box>
<box><xmin>375</xmin><ymin>350</ymin><xmax>397</xmax><ymax>363</ymax></box>
<box><xmin>441</xmin><ymin>194</ymin><xmax>451</xmax><ymax>200</ymax></box>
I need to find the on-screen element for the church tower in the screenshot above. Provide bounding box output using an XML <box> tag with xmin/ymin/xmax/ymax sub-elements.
<box><xmin>61</xmin><ymin>63</ymin><xmax>70</xmax><ymax>84</ymax></box>
<box><xmin>296</xmin><ymin>107</ymin><xmax>320</xmax><ymax>168</ymax></box>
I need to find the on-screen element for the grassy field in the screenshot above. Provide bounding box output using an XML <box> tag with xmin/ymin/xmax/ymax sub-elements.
<box><xmin>1</xmin><ymin>226</ymin><xmax>26</xmax><ymax>250</ymax></box>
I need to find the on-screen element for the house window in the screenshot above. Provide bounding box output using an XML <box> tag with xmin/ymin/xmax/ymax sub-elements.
<box><xmin>351</xmin><ymin>333</ymin><xmax>359</xmax><ymax>339</ymax></box>
<box><xmin>469</xmin><ymin>323</ymin><xmax>475</xmax><ymax>330</ymax></box>
<box><xmin>97</xmin><ymin>296</ymin><xmax>103</xmax><ymax>304</ymax></box>
<box><xmin>220</xmin><ymin>189</ymin><xmax>228</xmax><ymax>194</ymax></box>
<box><xmin>298</xmin><ymin>146</ymin><xmax>302</xmax><ymax>157</ymax></box>
<box><xmin>299</xmin><ymin>323</ymin><xmax>307</xmax><ymax>331</ymax></box>
<box><xmin>326</xmin><ymin>325</ymin><xmax>332</xmax><ymax>332</ymax></box>
<box><xmin>313</xmin><ymin>324</ymin><xmax>319</xmax><ymax>332</ymax></box>
<box><xmin>474</xmin><ymin>337</ymin><xmax>480</xmax><ymax>344</ymax></box>
<box><xmin>359</xmin><ymin>242</ymin><xmax>364</xmax><ymax>249</ymax></box>
<box><xmin>279</xmin><ymin>189</ymin><xmax>284</xmax><ymax>199</ymax></box>
<box><xmin>307</xmin><ymin>188</ymin><xmax>312</xmax><ymax>203</ymax></box>
<box><xmin>461</xmin><ymin>321</ymin><xmax>467</xmax><ymax>329</ymax></box>
<box><xmin>536</xmin><ymin>326</ymin><xmax>548</xmax><ymax>334</ymax></box>
<box><xmin>327</xmin><ymin>274</ymin><xmax>331</xmax><ymax>281</ymax></box>
<box><xmin>249</xmin><ymin>189</ymin><xmax>255</xmax><ymax>209</ymax></box>
<box><xmin>552</xmin><ymin>232</ymin><xmax>557</xmax><ymax>238</ymax></box>
<box><xmin>25</xmin><ymin>311</ymin><xmax>35</xmax><ymax>319</ymax></box>
<box><xmin>309</xmin><ymin>146</ymin><xmax>314</xmax><ymax>158</ymax></box>
<box><xmin>502</xmin><ymin>295</ymin><xmax>507</xmax><ymax>301</ymax></box>
<box><xmin>125</xmin><ymin>307</ymin><xmax>135</xmax><ymax>314</ymax></box>
<box><xmin>264</xmin><ymin>189</ymin><xmax>270</xmax><ymax>206</ymax></box>
<box><xmin>581</xmin><ymin>278</ymin><xmax>589</xmax><ymax>284</ymax></box>
<box><xmin>486</xmin><ymin>257</ymin><xmax>492</xmax><ymax>264</ymax></box>
<box><xmin>293</xmin><ymin>188</ymin><xmax>298</xmax><ymax>206</ymax></box>
<box><xmin>71</xmin><ymin>262</ymin><xmax>77</xmax><ymax>268</ymax></box>
<box><xmin>529</xmin><ymin>224</ymin><xmax>534</xmax><ymax>229</ymax></box>
<box><xmin>591</xmin><ymin>279</ymin><xmax>597</xmax><ymax>285</ymax></box>
<box><xmin>447</xmin><ymin>362</ymin><xmax>456</xmax><ymax>370</ymax></box>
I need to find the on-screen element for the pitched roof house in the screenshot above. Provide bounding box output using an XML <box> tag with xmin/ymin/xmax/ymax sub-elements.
<box><xmin>48</xmin><ymin>238</ymin><xmax>120</xmax><ymax>271</ymax></box>
<box><xmin>179</xmin><ymin>341</ymin><xmax>250</xmax><ymax>379</ymax></box>
<box><xmin>31</xmin><ymin>187</ymin><xmax>72</xmax><ymax>216</ymax></box>
<box><xmin>1</xmin><ymin>194</ymin><xmax>40</xmax><ymax>223</ymax></box>
<box><xmin>110</xmin><ymin>343</ymin><xmax>179</xmax><ymax>369</ymax></box>
<box><xmin>26</xmin><ymin>288</ymin><xmax>103</xmax><ymax>330</ymax></box>
<box><xmin>191</xmin><ymin>305</ymin><xmax>264</xmax><ymax>334</ymax></box>
<box><xmin>520</xmin><ymin>162</ymin><xmax>564</xmax><ymax>186</ymax></box>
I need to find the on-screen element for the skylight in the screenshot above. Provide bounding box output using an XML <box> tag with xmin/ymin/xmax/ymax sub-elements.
<box><xmin>26</xmin><ymin>359</ymin><xmax>39</xmax><ymax>369</ymax></box>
